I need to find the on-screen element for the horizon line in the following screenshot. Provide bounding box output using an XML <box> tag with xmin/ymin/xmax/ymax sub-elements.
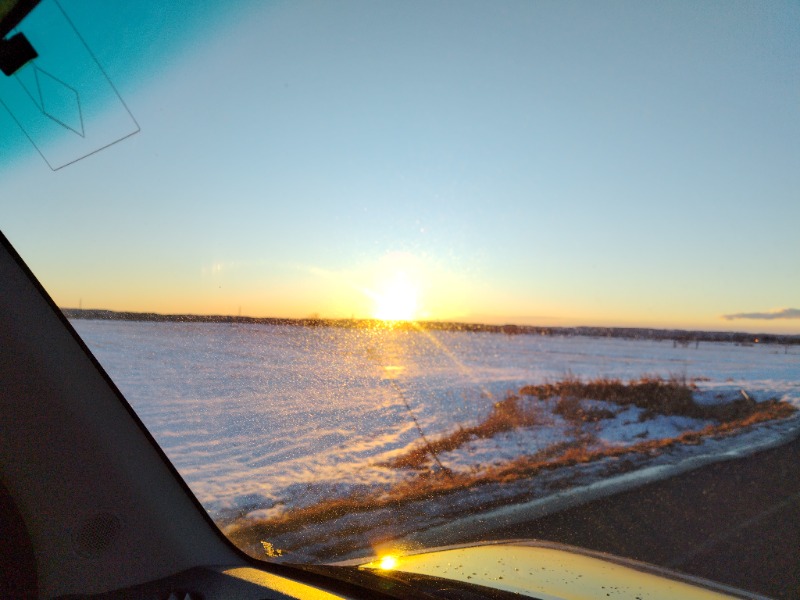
<box><xmin>59</xmin><ymin>307</ymin><xmax>800</xmax><ymax>342</ymax></box>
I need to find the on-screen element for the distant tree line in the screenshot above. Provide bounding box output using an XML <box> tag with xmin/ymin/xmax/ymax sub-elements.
<box><xmin>60</xmin><ymin>308</ymin><xmax>800</xmax><ymax>346</ymax></box>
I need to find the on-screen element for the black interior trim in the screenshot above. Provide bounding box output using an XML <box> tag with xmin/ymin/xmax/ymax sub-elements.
<box><xmin>0</xmin><ymin>478</ymin><xmax>37</xmax><ymax>599</ymax></box>
<box><xmin>0</xmin><ymin>0</ymin><xmax>40</xmax><ymax>39</ymax></box>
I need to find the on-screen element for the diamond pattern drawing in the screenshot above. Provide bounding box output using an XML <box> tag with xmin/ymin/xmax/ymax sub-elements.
<box><xmin>15</xmin><ymin>64</ymin><xmax>86</xmax><ymax>137</ymax></box>
<box><xmin>16</xmin><ymin>64</ymin><xmax>86</xmax><ymax>137</ymax></box>
<box><xmin>35</xmin><ymin>66</ymin><xmax>85</xmax><ymax>137</ymax></box>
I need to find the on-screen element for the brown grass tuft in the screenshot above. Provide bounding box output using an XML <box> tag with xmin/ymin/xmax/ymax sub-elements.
<box><xmin>519</xmin><ymin>375</ymin><xmax>769</xmax><ymax>422</ymax></box>
<box><xmin>554</xmin><ymin>396</ymin><xmax>616</xmax><ymax>423</ymax></box>
<box><xmin>384</xmin><ymin>394</ymin><xmax>536</xmax><ymax>469</ymax></box>
<box><xmin>520</xmin><ymin>376</ymin><xmax>696</xmax><ymax>417</ymax></box>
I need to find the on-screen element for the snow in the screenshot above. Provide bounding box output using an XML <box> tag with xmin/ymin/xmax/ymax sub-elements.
<box><xmin>70</xmin><ymin>320</ymin><xmax>800</xmax><ymax>537</ymax></box>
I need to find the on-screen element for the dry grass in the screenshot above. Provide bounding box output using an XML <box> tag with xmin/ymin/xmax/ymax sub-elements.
<box><xmin>520</xmin><ymin>376</ymin><xmax>695</xmax><ymax>416</ymax></box>
<box><xmin>383</xmin><ymin>376</ymin><xmax>780</xmax><ymax>471</ymax></box>
<box><xmin>520</xmin><ymin>375</ymin><xmax>766</xmax><ymax>422</ymax></box>
<box><xmin>554</xmin><ymin>396</ymin><xmax>616</xmax><ymax>423</ymax></box>
<box><xmin>224</xmin><ymin>398</ymin><xmax>796</xmax><ymax>549</ymax></box>
<box><xmin>382</xmin><ymin>394</ymin><xmax>536</xmax><ymax>469</ymax></box>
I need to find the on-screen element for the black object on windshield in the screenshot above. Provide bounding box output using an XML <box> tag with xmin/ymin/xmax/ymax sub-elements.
<box><xmin>0</xmin><ymin>0</ymin><xmax>39</xmax><ymax>75</ymax></box>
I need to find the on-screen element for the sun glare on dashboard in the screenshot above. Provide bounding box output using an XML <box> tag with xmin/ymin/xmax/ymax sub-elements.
<box><xmin>378</xmin><ymin>555</ymin><xmax>399</xmax><ymax>570</ymax></box>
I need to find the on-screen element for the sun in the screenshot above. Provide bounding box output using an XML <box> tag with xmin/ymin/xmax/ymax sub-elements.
<box><xmin>373</xmin><ymin>272</ymin><xmax>419</xmax><ymax>321</ymax></box>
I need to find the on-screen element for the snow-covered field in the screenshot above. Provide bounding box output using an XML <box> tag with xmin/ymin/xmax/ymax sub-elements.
<box><xmin>72</xmin><ymin>320</ymin><xmax>800</xmax><ymax>555</ymax></box>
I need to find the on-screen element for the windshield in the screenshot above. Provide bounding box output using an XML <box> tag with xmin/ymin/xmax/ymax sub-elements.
<box><xmin>2</xmin><ymin>0</ymin><xmax>799</xmax><ymax>596</ymax></box>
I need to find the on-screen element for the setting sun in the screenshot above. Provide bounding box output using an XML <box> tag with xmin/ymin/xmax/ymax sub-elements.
<box><xmin>372</xmin><ymin>272</ymin><xmax>419</xmax><ymax>321</ymax></box>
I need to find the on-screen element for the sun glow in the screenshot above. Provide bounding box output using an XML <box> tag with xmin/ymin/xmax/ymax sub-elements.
<box><xmin>372</xmin><ymin>272</ymin><xmax>419</xmax><ymax>321</ymax></box>
<box><xmin>378</xmin><ymin>555</ymin><xmax>398</xmax><ymax>570</ymax></box>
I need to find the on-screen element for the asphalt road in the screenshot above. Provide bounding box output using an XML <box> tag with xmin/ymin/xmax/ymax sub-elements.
<box><xmin>458</xmin><ymin>437</ymin><xmax>800</xmax><ymax>599</ymax></box>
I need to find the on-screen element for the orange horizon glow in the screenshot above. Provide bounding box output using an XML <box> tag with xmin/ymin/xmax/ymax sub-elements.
<box><xmin>55</xmin><ymin>296</ymin><xmax>800</xmax><ymax>336</ymax></box>
<box><xmin>46</xmin><ymin>248</ymin><xmax>800</xmax><ymax>336</ymax></box>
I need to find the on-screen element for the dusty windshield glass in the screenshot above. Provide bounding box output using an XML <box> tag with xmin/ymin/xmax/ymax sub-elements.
<box><xmin>2</xmin><ymin>0</ymin><xmax>799</xmax><ymax>592</ymax></box>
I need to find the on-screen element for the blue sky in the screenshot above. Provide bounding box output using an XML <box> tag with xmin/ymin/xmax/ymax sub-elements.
<box><xmin>1</xmin><ymin>0</ymin><xmax>799</xmax><ymax>332</ymax></box>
